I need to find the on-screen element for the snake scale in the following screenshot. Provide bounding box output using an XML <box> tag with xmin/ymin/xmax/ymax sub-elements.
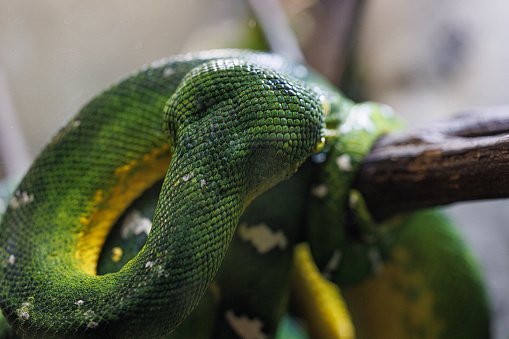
<box><xmin>0</xmin><ymin>50</ymin><xmax>490</xmax><ymax>338</ymax></box>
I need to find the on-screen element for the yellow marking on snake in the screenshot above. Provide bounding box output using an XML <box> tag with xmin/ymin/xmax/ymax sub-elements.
<box><xmin>343</xmin><ymin>247</ymin><xmax>446</xmax><ymax>339</ymax></box>
<box><xmin>111</xmin><ymin>247</ymin><xmax>123</xmax><ymax>263</ymax></box>
<box><xmin>292</xmin><ymin>243</ymin><xmax>355</xmax><ymax>339</ymax></box>
<box><xmin>75</xmin><ymin>143</ymin><xmax>172</xmax><ymax>275</ymax></box>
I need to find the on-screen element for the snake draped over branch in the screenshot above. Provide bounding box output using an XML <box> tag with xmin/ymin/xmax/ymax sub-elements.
<box><xmin>0</xmin><ymin>50</ymin><xmax>490</xmax><ymax>338</ymax></box>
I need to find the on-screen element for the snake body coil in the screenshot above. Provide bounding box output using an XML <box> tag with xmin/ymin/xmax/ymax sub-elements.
<box><xmin>0</xmin><ymin>50</ymin><xmax>491</xmax><ymax>338</ymax></box>
<box><xmin>0</xmin><ymin>51</ymin><xmax>327</xmax><ymax>337</ymax></box>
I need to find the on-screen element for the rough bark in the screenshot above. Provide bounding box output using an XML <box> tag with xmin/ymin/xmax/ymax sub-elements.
<box><xmin>248</xmin><ymin>0</ymin><xmax>509</xmax><ymax>222</ymax></box>
<box><xmin>355</xmin><ymin>106</ymin><xmax>509</xmax><ymax>221</ymax></box>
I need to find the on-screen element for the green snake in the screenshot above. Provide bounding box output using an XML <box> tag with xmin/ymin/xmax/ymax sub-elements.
<box><xmin>0</xmin><ymin>50</ymin><xmax>490</xmax><ymax>338</ymax></box>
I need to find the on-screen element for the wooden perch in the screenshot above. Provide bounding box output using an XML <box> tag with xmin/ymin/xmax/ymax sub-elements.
<box><xmin>248</xmin><ymin>0</ymin><xmax>509</xmax><ymax>221</ymax></box>
<box><xmin>355</xmin><ymin>106</ymin><xmax>509</xmax><ymax>221</ymax></box>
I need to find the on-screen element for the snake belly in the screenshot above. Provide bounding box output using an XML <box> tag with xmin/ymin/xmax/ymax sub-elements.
<box><xmin>0</xmin><ymin>50</ymin><xmax>331</xmax><ymax>338</ymax></box>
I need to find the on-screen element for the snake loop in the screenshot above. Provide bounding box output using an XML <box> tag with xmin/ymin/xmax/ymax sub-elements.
<box><xmin>0</xmin><ymin>50</ymin><xmax>491</xmax><ymax>339</ymax></box>
<box><xmin>0</xmin><ymin>54</ymin><xmax>324</xmax><ymax>338</ymax></box>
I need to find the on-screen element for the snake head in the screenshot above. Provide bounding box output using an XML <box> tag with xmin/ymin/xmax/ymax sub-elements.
<box><xmin>164</xmin><ymin>58</ymin><xmax>325</xmax><ymax>200</ymax></box>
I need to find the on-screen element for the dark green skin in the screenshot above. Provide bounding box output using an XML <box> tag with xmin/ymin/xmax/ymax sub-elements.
<box><xmin>0</xmin><ymin>50</ymin><xmax>491</xmax><ymax>338</ymax></box>
<box><xmin>0</xmin><ymin>50</ymin><xmax>326</xmax><ymax>338</ymax></box>
<box><xmin>95</xmin><ymin>101</ymin><xmax>491</xmax><ymax>339</ymax></box>
<box><xmin>96</xmin><ymin>159</ymin><xmax>316</xmax><ymax>338</ymax></box>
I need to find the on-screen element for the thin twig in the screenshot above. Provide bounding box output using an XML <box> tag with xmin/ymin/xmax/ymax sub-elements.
<box><xmin>247</xmin><ymin>0</ymin><xmax>305</xmax><ymax>62</ymax></box>
<box><xmin>0</xmin><ymin>69</ymin><xmax>32</xmax><ymax>178</ymax></box>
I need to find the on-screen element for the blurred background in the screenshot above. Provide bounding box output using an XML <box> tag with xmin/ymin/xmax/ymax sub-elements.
<box><xmin>1</xmin><ymin>0</ymin><xmax>508</xmax><ymax>337</ymax></box>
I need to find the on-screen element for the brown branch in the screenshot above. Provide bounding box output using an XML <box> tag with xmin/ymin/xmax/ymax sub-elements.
<box><xmin>246</xmin><ymin>1</ymin><xmax>509</xmax><ymax>222</ymax></box>
<box><xmin>355</xmin><ymin>106</ymin><xmax>509</xmax><ymax>221</ymax></box>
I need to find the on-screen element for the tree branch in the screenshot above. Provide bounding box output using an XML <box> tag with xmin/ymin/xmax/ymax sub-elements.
<box><xmin>247</xmin><ymin>1</ymin><xmax>509</xmax><ymax>222</ymax></box>
<box><xmin>355</xmin><ymin>106</ymin><xmax>509</xmax><ymax>221</ymax></box>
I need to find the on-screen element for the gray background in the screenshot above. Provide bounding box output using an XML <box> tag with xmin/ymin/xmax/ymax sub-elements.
<box><xmin>1</xmin><ymin>1</ymin><xmax>508</xmax><ymax>337</ymax></box>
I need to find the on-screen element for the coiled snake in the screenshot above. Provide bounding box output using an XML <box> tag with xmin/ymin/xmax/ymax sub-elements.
<box><xmin>0</xmin><ymin>50</ymin><xmax>490</xmax><ymax>338</ymax></box>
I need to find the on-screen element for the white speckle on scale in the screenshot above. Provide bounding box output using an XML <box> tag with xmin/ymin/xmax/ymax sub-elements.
<box><xmin>224</xmin><ymin>310</ymin><xmax>268</xmax><ymax>339</ymax></box>
<box><xmin>83</xmin><ymin>310</ymin><xmax>94</xmax><ymax>317</ymax></box>
<box><xmin>157</xmin><ymin>265</ymin><xmax>168</xmax><ymax>278</ymax></box>
<box><xmin>145</xmin><ymin>261</ymin><xmax>154</xmax><ymax>269</ymax></box>
<box><xmin>120</xmin><ymin>210</ymin><xmax>152</xmax><ymax>239</ymax></box>
<box><xmin>183</xmin><ymin>172</ymin><xmax>194</xmax><ymax>182</ymax></box>
<box><xmin>8</xmin><ymin>254</ymin><xmax>15</xmax><ymax>265</ymax></box>
<box><xmin>238</xmin><ymin>222</ymin><xmax>288</xmax><ymax>254</ymax></box>
<box><xmin>336</xmin><ymin>154</ymin><xmax>352</xmax><ymax>171</ymax></box>
<box><xmin>311</xmin><ymin>184</ymin><xmax>328</xmax><ymax>199</ymax></box>
<box><xmin>368</xmin><ymin>247</ymin><xmax>383</xmax><ymax>273</ymax></box>
<box><xmin>83</xmin><ymin>309</ymin><xmax>98</xmax><ymax>328</ymax></box>
<box><xmin>322</xmin><ymin>249</ymin><xmax>342</xmax><ymax>279</ymax></box>
<box><xmin>200</xmin><ymin>179</ymin><xmax>207</xmax><ymax>188</ymax></box>
<box><xmin>75</xmin><ymin>300</ymin><xmax>84</xmax><ymax>306</ymax></box>
<box><xmin>16</xmin><ymin>301</ymin><xmax>32</xmax><ymax>320</ymax></box>
<box><xmin>9</xmin><ymin>191</ymin><xmax>34</xmax><ymax>209</ymax></box>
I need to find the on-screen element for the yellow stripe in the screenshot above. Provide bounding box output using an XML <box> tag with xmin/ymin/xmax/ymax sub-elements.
<box><xmin>291</xmin><ymin>243</ymin><xmax>355</xmax><ymax>339</ymax></box>
<box><xmin>75</xmin><ymin>143</ymin><xmax>172</xmax><ymax>275</ymax></box>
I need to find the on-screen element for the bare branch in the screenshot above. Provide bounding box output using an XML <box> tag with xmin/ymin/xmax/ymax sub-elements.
<box><xmin>247</xmin><ymin>0</ymin><xmax>305</xmax><ymax>62</ymax></box>
<box><xmin>246</xmin><ymin>1</ymin><xmax>509</xmax><ymax>223</ymax></box>
<box><xmin>355</xmin><ymin>106</ymin><xmax>509</xmax><ymax>221</ymax></box>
